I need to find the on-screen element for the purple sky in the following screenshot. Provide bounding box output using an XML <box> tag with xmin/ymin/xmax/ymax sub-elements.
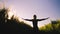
<box><xmin>0</xmin><ymin>0</ymin><xmax>60</xmax><ymax>27</ymax></box>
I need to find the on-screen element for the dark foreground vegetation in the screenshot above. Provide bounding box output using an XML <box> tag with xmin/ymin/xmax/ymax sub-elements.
<box><xmin>0</xmin><ymin>8</ymin><xmax>60</xmax><ymax>34</ymax></box>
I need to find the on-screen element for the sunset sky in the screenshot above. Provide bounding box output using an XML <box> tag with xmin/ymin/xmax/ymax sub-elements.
<box><xmin>0</xmin><ymin>0</ymin><xmax>60</xmax><ymax>27</ymax></box>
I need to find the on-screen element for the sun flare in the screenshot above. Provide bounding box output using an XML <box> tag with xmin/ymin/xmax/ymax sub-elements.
<box><xmin>7</xmin><ymin>6</ymin><xmax>16</xmax><ymax>19</ymax></box>
<box><xmin>8</xmin><ymin>11</ymin><xmax>14</xmax><ymax>19</ymax></box>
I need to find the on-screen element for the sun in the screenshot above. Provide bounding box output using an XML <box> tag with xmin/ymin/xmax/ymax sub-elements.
<box><xmin>7</xmin><ymin>6</ymin><xmax>33</xmax><ymax>27</ymax></box>
<box><xmin>7</xmin><ymin>6</ymin><xmax>25</xmax><ymax>21</ymax></box>
<box><xmin>7</xmin><ymin>6</ymin><xmax>16</xmax><ymax>19</ymax></box>
<box><xmin>8</xmin><ymin>10</ymin><xmax>14</xmax><ymax>19</ymax></box>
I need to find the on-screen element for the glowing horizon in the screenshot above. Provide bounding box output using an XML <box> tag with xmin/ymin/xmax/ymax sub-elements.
<box><xmin>0</xmin><ymin>0</ymin><xmax>60</xmax><ymax>27</ymax></box>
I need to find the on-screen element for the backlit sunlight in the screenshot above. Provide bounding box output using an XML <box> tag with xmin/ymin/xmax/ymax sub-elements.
<box><xmin>7</xmin><ymin>6</ymin><xmax>16</xmax><ymax>19</ymax></box>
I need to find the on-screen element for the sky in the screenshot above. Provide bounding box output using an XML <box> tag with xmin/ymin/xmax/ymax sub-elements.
<box><xmin>0</xmin><ymin>0</ymin><xmax>60</xmax><ymax>27</ymax></box>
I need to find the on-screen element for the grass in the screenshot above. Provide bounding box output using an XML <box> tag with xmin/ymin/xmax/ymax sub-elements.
<box><xmin>39</xmin><ymin>20</ymin><xmax>60</xmax><ymax>32</ymax></box>
<box><xmin>0</xmin><ymin>8</ymin><xmax>60</xmax><ymax>34</ymax></box>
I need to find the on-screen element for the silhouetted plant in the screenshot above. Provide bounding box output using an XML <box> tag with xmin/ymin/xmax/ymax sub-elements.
<box><xmin>0</xmin><ymin>8</ymin><xmax>33</xmax><ymax>33</ymax></box>
<box><xmin>0</xmin><ymin>8</ymin><xmax>60</xmax><ymax>34</ymax></box>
